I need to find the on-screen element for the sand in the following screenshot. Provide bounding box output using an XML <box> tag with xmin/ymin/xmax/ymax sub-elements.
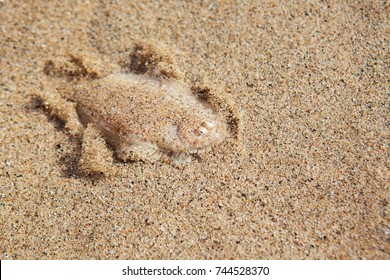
<box><xmin>0</xmin><ymin>0</ymin><xmax>389</xmax><ymax>259</ymax></box>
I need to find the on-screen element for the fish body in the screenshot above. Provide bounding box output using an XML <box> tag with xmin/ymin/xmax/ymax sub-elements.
<box><xmin>75</xmin><ymin>73</ymin><xmax>227</xmax><ymax>162</ymax></box>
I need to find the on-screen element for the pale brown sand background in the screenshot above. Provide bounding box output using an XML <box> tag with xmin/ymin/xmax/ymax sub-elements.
<box><xmin>1</xmin><ymin>0</ymin><xmax>389</xmax><ymax>259</ymax></box>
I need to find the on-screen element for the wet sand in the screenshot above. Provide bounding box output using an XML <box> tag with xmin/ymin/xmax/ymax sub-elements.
<box><xmin>0</xmin><ymin>0</ymin><xmax>389</xmax><ymax>259</ymax></box>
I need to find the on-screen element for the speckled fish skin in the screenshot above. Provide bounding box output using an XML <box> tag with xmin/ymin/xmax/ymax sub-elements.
<box><xmin>74</xmin><ymin>73</ymin><xmax>227</xmax><ymax>161</ymax></box>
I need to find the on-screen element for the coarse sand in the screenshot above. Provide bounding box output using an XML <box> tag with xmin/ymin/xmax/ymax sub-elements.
<box><xmin>0</xmin><ymin>0</ymin><xmax>389</xmax><ymax>259</ymax></box>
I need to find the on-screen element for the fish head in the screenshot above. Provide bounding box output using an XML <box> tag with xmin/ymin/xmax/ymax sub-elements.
<box><xmin>177</xmin><ymin>119</ymin><xmax>225</xmax><ymax>151</ymax></box>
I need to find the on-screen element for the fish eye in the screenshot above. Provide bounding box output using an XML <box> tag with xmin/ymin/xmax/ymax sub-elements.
<box><xmin>206</xmin><ymin>121</ymin><xmax>215</xmax><ymax>128</ymax></box>
<box><xmin>199</xmin><ymin>127</ymin><xmax>208</xmax><ymax>134</ymax></box>
<box><xmin>192</xmin><ymin>126</ymin><xmax>208</xmax><ymax>136</ymax></box>
<box><xmin>202</xmin><ymin>121</ymin><xmax>215</xmax><ymax>129</ymax></box>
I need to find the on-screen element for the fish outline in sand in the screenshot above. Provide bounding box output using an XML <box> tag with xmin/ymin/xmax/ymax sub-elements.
<box><xmin>34</xmin><ymin>43</ymin><xmax>240</xmax><ymax>175</ymax></box>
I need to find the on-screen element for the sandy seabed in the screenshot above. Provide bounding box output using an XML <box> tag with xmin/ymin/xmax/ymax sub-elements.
<box><xmin>0</xmin><ymin>0</ymin><xmax>389</xmax><ymax>259</ymax></box>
